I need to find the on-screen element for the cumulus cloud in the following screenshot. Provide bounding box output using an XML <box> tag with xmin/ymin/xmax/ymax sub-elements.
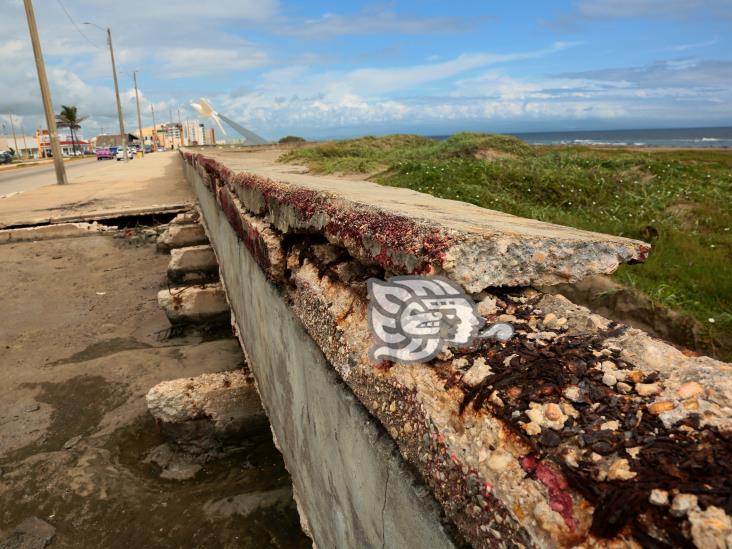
<box><xmin>3</xmin><ymin>0</ymin><xmax>730</xmax><ymax>140</ymax></box>
<box><xmin>156</xmin><ymin>46</ymin><xmax>271</xmax><ymax>78</ymax></box>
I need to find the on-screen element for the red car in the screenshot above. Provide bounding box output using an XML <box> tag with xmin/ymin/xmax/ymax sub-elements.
<box><xmin>96</xmin><ymin>147</ymin><xmax>113</xmax><ymax>160</ymax></box>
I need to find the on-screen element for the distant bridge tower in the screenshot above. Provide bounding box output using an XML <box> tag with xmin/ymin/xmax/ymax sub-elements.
<box><xmin>190</xmin><ymin>98</ymin><xmax>268</xmax><ymax>145</ymax></box>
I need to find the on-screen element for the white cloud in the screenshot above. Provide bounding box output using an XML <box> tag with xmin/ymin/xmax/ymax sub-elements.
<box><xmin>665</xmin><ymin>38</ymin><xmax>719</xmax><ymax>52</ymax></box>
<box><xmin>156</xmin><ymin>46</ymin><xmax>271</xmax><ymax>78</ymax></box>
<box><xmin>274</xmin><ymin>9</ymin><xmax>490</xmax><ymax>39</ymax></box>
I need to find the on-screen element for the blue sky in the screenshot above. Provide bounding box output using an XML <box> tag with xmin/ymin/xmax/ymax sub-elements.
<box><xmin>2</xmin><ymin>0</ymin><xmax>732</xmax><ymax>140</ymax></box>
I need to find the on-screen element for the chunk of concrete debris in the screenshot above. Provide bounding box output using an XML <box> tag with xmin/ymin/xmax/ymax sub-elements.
<box><xmin>157</xmin><ymin>283</ymin><xmax>229</xmax><ymax>325</ymax></box>
<box><xmin>146</xmin><ymin>370</ymin><xmax>268</xmax><ymax>453</ymax></box>
<box><xmin>144</xmin><ymin>443</ymin><xmax>203</xmax><ymax>480</ymax></box>
<box><xmin>0</xmin><ymin>517</ymin><xmax>56</xmax><ymax>549</ymax></box>
<box><xmin>167</xmin><ymin>244</ymin><xmax>218</xmax><ymax>283</ymax></box>
<box><xmin>170</xmin><ymin>210</ymin><xmax>199</xmax><ymax>225</ymax></box>
<box><xmin>157</xmin><ymin>223</ymin><xmax>208</xmax><ymax>251</ymax></box>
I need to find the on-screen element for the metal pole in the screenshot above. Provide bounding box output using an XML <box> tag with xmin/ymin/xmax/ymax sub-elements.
<box><xmin>106</xmin><ymin>27</ymin><xmax>127</xmax><ymax>162</ymax></box>
<box><xmin>150</xmin><ymin>104</ymin><xmax>157</xmax><ymax>150</ymax></box>
<box><xmin>168</xmin><ymin>108</ymin><xmax>173</xmax><ymax>149</ymax></box>
<box><xmin>132</xmin><ymin>71</ymin><xmax>144</xmax><ymax>157</ymax></box>
<box><xmin>22</xmin><ymin>0</ymin><xmax>66</xmax><ymax>183</ymax></box>
<box><xmin>8</xmin><ymin>114</ymin><xmax>20</xmax><ymax>158</ymax></box>
<box><xmin>20</xmin><ymin>124</ymin><xmax>30</xmax><ymax>159</ymax></box>
<box><xmin>177</xmin><ymin>108</ymin><xmax>183</xmax><ymax>146</ymax></box>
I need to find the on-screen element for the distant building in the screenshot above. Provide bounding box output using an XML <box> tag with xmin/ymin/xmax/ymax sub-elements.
<box><xmin>94</xmin><ymin>133</ymin><xmax>137</xmax><ymax>150</ymax></box>
<box><xmin>0</xmin><ymin>135</ymin><xmax>38</xmax><ymax>158</ymax></box>
<box><xmin>205</xmin><ymin>127</ymin><xmax>216</xmax><ymax>145</ymax></box>
<box><xmin>139</xmin><ymin>124</ymin><xmax>182</xmax><ymax>149</ymax></box>
<box><xmin>182</xmin><ymin>119</ymin><xmax>207</xmax><ymax>146</ymax></box>
<box><xmin>164</xmin><ymin>123</ymin><xmax>183</xmax><ymax>148</ymax></box>
<box><xmin>37</xmin><ymin>129</ymin><xmax>92</xmax><ymax>157</ymax></box>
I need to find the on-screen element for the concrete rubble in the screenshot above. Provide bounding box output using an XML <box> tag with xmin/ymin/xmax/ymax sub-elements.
<box><xmin>146</xmin><ymin>369</ymin><xmax>268</xmax><ymax>453</ymax></box>
<box><xmin>181</xmin><ymin>147</ymin><xmax>732</xmax><ymax>549</ymax></box>
<box><xmin>157</xmin><ymin>283</ymin><xmax>229</xmax><ymax>325</ymax></box>
<box><xmin>157</xmin><ymin>222</ymin><xmax>208</xmax><ymax>251</ymax></box>
<box><xmin>167</xmin><ymin>244</ymin><xmax>219</xmax><ymax>283</ymax></box>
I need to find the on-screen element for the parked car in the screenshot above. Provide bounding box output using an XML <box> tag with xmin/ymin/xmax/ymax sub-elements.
<box><xmin>115</xmin><ymin>148</ymin><xmax>133</xmax><ymax>161</ymax></box>
<box><xmin>0</xmin><ymin>151</ymin><xmax>12</xmax><ymax>164</ymax></box>
<box><xmin>96</xmin><ymin>148</ymin><xmax>113</xmax><ymax>160</ymax></box>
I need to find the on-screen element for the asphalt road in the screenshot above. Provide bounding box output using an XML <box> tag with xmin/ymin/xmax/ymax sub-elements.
<box><xmin>0</xmin><ymin>158</ymin><xmax>100</xmax><ymax>197</ymax></box>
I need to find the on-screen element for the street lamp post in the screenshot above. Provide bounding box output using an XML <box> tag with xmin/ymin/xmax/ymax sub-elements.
<box><xmin>132</xmin><ymin>71</ymin><xmax>144</xmax><ymax>157</ymax></box>
<box><xmin>84</xmin><ymin>22</ymin><xmax>127</xmax><ymax>162</ymax></box>
<box><xmin>150</xmin><ymin>104</ymin><xmax>157</xmax><ymax>150</ymax></box>
<box><xmin>22</xmin><ymin>0</ymin><xmax>67</xmax><ymax>184</ymax></box>
<box><xmin>20</xmin><ymin>124</ymin><xmax>30</xmax><ymax>159</ymax></box>
<box><xmin>7</xmin><ymin>114</ymin><xmax>20</xmax><ymax>158</ymax></box>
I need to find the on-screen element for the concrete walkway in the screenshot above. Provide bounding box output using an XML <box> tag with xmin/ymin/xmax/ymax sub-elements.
<box><xmin>0</xmin><ymin>152</ymin><xmax>193</xmax><ymax>228</ymax></box>
<box><xmin>0</xmin><ymin>150</ymin><xmax>309</xmax><ymax>547</ymax></box>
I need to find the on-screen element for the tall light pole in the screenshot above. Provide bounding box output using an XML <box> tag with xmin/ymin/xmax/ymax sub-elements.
<box><xmin>84</xmin><ymin>22</ymin><xmax>127</xmax><ymax>162</ymax></box>
<box><xmin>20</xmin><ymin>124</ymin><xmax>30</xmax><ymax>159</ymax></box>
<box><xmin>132</xmin><ymin>70</ymin><xmax>144</xmax><ymax>157</ymax></box>
<box><xmin>7</xmin><ymin>114</ymin><xmax>20</xmax><ymax>158</ymax></box>
<box><xmin>150</xmin><ymin>104</ymin><xmax>157</xmax><ymax>150</ymax></box>
<box><xmin>22</xmin><ymin>0</ymin><xmax>67</xmax><ymax>183</ymax></box>
<box><xmin>177</xmin><ymin>108</ymin><xmax>183</xmax><ymax>146</ymax></box>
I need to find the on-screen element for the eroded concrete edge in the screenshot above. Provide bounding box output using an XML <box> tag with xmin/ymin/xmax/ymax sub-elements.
<box><xmin>186</xmin><ymin>150</ymin><xmax>648</xmax><ymax>291</ymax></box>
<box><xmin>188</xmin><ymin>160</ymin><xmax>460</xmax><ymax>548</ymax></box>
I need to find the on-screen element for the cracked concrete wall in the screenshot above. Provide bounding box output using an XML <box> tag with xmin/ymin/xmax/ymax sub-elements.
<box><xmin>182</xmin><ymin>149</ymin><xmax>732</xmax><ymax>549</ymax></box>
<box><xmin>187</xmin><ymin>160</ymin><xmax>458</xmax><ymax>548</ymax></box>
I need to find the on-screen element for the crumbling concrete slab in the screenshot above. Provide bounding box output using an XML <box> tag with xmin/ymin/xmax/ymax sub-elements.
<box><xmin>157</xmin><ymin>223</ymin><xmax>208</xmax><ymax>251</ymax></box>
<box><xmin>183</xmin><ymin>148</ymin><xmax>649</xmax><ymax>291</ymax></box>
<box><xmin>0</xmin><ymin>222</ymin><xmax>113</xmax><ymax>244</ymax></box>
<box><xmin>167</xmin><ymin>244</ymin><xmax>218</xmax><ymax>283</ymax></box>
<box><xmin>146</xmin><ymin>370</ymin><xmax>268</xmax><ymax>452</ymax></box>
<box><xmin>170</xmin><ymin>210</ymin><xmax>199</xmax><ymax>225</ymax></box>
<box><xmin>157</xmin><ymin>283</ymin><xmax>229</xmax><ymax>325</ymax></box>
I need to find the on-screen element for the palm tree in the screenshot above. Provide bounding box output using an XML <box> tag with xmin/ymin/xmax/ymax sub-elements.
<box><xmin>56</xmin><ymin>105</ymin><xmax>87</xmax><ymax>156</ymax></box>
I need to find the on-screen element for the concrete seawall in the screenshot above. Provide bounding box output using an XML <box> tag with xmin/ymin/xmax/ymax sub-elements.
<box><xmin>184</xmin><ymin>156</ymin><xmax>458</xmax><ymax>548</ymax></box>
<box><xmin>181</xmin><ymin>147</ymin><xmax>732</xmax><ymax>549</ymax></box>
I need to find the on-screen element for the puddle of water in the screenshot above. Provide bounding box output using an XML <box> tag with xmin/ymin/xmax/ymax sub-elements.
<box><xmin>11</xmin><ymin>375</ymin><xmax>128</xmax><ymax>461</ymax></box>
<box><xmin>1</xmin><ymin>413</ymin><xmax>310</xmax><ymax>548</ymax></box>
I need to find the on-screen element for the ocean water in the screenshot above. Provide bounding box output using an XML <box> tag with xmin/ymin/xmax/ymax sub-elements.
<box><xmin>509</xmin><ymin>127</ymin><xmax>732</xmax><ymax>148</ymax></box>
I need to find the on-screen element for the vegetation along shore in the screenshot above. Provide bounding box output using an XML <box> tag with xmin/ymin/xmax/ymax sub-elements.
<box><xmin>280</xmin><ymin>133</ymin><xmax>732</xmax><ymax>360</ymax></box>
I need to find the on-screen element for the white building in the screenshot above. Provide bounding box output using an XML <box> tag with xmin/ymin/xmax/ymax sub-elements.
<box><xmin>182</xmin><ymin>119</ymin><xmax>209</xmax><ymax>146</ymax></box>
<box><xmin>0</xmin><ymin>135</ymin><xmax>38</xmax><ymax>158</ymax></box>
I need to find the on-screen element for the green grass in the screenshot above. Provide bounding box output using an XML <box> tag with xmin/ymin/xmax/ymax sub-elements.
<box><xmin>280</xmin><ymin>133</ymin><xmax>732</xmax><ymax>351</ymax></box>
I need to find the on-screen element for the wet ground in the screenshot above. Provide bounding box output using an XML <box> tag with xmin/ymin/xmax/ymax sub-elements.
<box><xmin>0</xmin><ymin>230</ymin><xmax>309</xmax><ymax>548</ymax></box>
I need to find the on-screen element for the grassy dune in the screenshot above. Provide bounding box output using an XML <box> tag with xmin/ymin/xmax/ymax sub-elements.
<box><xmin>280</xmin><ymin>133</ymin><xmax>732</xmax><ymax>354</ymax></box>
